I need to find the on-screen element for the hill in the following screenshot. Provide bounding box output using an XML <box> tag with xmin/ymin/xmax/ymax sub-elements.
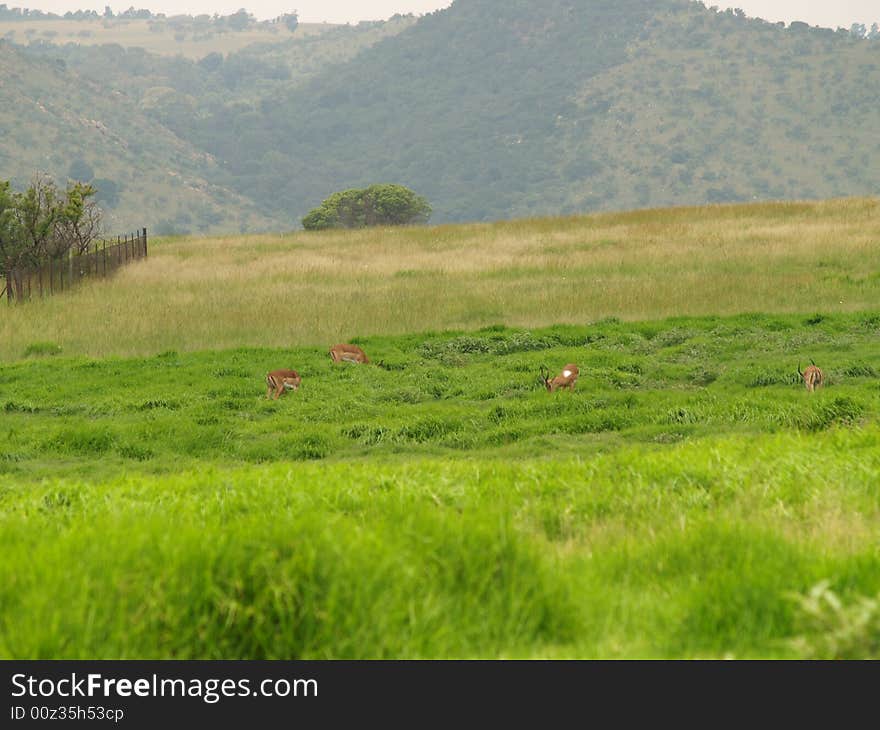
<box><xmin>225</xmin><ymin>0</ymin><xmax>880</xmax><ymax>223</ymax></box>
<box><xmin>4</xmin><ymin>0</ymin><xmax>880</xmax><ymax>231</ymax></box>
<box><xmin>0</xmin><ymin>17</ymin><xmax>336</xmax><ymax>59</ymax></box>
<box><xmin>0</xmin><ymin>41</ymin><xmax>279</xmax><ymax>233</ymax></box>
<box><xmin>8</xmin><ymin>15</ymin><xmax>418</xmax><ymax>232</ymax></box>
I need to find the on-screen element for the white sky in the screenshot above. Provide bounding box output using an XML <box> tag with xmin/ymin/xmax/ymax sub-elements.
<box><xmin>5</xmin><ymin>1</ymin><xmax>878</xmax><ymax>27</ymax></box>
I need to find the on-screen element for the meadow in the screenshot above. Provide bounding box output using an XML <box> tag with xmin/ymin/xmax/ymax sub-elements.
<box><xmin>1</xmin><ymin>200</ymin><xmax>879</xmax><ymax>658</ymax></box>
<box><xmin>0</xmin><ymin>19</ymin><xmax>334</xmax><ymax>59</ymax></box>
<box><xmin>1</xmin><ymin>198</ymin><xmax>879</xmax><ymax>360</ymax></box>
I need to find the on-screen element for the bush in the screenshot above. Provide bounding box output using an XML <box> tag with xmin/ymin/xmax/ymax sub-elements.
<box><xmin>23</xmin><ymin>342</ymin><xmax>62</xmax><ymax>358</ymax></box>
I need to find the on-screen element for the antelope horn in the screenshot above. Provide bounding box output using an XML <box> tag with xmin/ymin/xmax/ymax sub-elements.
<box><xmin>810</xmin><ymin>358</ymin><xmax>817</xmax><ymax>367</ymax></box>
<box><xmin>797</xmin><ymin>363</ymin><xmax>804</xmax><ymax>377</ymax></box>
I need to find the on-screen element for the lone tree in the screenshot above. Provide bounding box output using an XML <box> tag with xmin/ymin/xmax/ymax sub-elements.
<box><xmin>302</xmin><ymin>183</ymin><xmax>431</xmax><ymax>231</ymax></box>
<box><xmin>280</xmin><ymin>12</ymin><xmax>298</xmax><ymax>32</ymax></box>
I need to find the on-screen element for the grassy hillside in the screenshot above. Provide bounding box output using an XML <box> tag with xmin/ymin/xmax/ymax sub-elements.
<box><xmin>9</xmin><ymin>15</ymin><xmax>417</xmax><ymax>232</ymax></box>
<box><xmin>1</xmin><ymin>198</ymin><xmax>878</xmax><ymax>360</ymax></box>
<box><xmin>0</xmin><ymin>42</ymin><xmax>280</xmax><ymax>234</ymax></box>
<box><xmin>560</xmin><ymin>5</ymin><xmax>880</xmax><ymax>212</ymax></box>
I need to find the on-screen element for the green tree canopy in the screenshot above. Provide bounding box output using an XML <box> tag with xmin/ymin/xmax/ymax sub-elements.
<box><xmin>302</xmin><ymin>184</ymin><xmax>431</xmax><ymax>231</ymax></box>
<box><xmin>0</xmin><ymin>175</ymin><xmax>101</xmax><ymax>271</ymax></box>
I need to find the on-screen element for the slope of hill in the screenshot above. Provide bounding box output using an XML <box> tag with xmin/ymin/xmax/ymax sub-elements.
<box><xmin>20</xmin><ymin>14</ymin><xmax>417</xmax><ymax>102</ymax></box>
<box><xmin>226</xmin><ymin>0</ymin><xmax>880</xmax><ymax>223</ymax></box>
<box><xmin>11</xmin><ymin>16</ymin><xmax>418</xmax><ymax>232</ymax></box>
<box><xmin>556</xmin><ymin>5</ymin><xmax>880</xmax><ymax>212</ymax></box>
<box><xmin>0</xmin><ymin>41</ymin><xmax>280</xmax><ymax>234</ymax></box>
<box><xmin>206</xmin><ymin>0</ymin><xmax>673</xmax><ymax>222</ymax></box>
<box><xmin>4</xmin><ymin>1</ymin><xmax>880</xmax><ymax>230</ymax></box>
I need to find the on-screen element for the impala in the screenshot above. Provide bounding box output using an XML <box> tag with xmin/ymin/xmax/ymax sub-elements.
<box><xmin>329</xmin><ymin>343</ymin><xmax>370</xmax><ymax>364</ymax></box>
<box><xmin>265</xmin><ymin>369</ymin><xmax>302</xmax><ymax>400</ymax></box>
<box><xmin>540</xmin><ymin>363</ymin><xmax>579</xmax><ymax>392</ymax></box>
<box><xmin>797</xmin><ymin>360</ymin><xmax>824</xmax><ymax>392</ymax></box>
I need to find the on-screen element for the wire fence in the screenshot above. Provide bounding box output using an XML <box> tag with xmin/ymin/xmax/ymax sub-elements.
<box><xmin>2</xmin><ymin>228</ymin><xmax>147</xmax><ymax>304</ymax></box>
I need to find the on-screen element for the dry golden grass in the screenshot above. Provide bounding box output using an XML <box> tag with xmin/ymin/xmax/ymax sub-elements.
<box><xmin>2</xmin><ymin>198</ymin><xmax>878</xmax><ymax>360</ymax></box>
<box><xmin>0</xmin><ymin>20</ymin><xmax>334</xmax><ymax>59</ymax></box>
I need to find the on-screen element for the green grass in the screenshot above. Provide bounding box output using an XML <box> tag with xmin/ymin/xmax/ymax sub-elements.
<box><xmin>2</xmin><ymin>434</ymin><xmax>879</xmax><ymax>659</ymax></box>
<box><xmin>2</xmin><ymin>313</ymin><xmax>879</xmax><ymax>477</ymax></box>
<box><xmin>2</xmin><ymin>202</ymin><xmax>879</xmax><ymax>659</ymax></box>
<box><xmin>1</xmin><ymin>313</ymin><xmax>879</xmax><ymax>658</ymax></box>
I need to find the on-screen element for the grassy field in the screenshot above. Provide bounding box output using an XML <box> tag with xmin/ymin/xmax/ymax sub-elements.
<box><xmin>1</xmin><ymin>198</ymin><xmax>878</xmax><ymax>361</ymax></box>
<box><xmin>0</xmin><ymin>19</ymin><xmax>336</xmax><ymax>58</ymax></box>
<box><xmin>1</xmin><ymin>200</ymin><xmax>879</xmax><ymax>658</ymax></box>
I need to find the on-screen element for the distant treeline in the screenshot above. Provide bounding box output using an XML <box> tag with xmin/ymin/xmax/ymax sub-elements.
<box><xmin>0</xmin><ymin>5</ymin><xmax>299</xmax><ymax>31</ymax></box>
<box><xmin>0</xmin><ymin>5</ymin><xmax>157</xmax><ymax>21</ymax></box>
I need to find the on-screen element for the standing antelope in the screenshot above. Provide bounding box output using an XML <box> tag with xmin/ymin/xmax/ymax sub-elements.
<box><xmin>329</xmin><ymin>343</ymin><xmax>370</xmax><ymax>364</ymax></box>
<box><xmin>797</xmin><ymin>360</ymin><xmax>824</xmax><ymax>392</ymax></box>
<box><xmin>540</xmin><ymin>363</ymin><xmax>579</xmax><ymax>392</ymax></box>
<box><xmin>266</xmin><ymin>369</ymin><xmax>302</xmax><ymax>400</ymax></box>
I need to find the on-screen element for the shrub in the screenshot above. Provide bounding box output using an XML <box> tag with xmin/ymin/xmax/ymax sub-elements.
<box><xmin>842</xmin><ymin>363</ymin><xmax>878</xmax><ymax>378</ymax></box>
<box><xmin>795</xmin><ymin>397</ymin><xmax>865</xmax><ymax>431</ymax></box>
<box><xmin>23</xmin><ymin>342</ymin><xmax>62</xmax><ymax>358</ymax></box>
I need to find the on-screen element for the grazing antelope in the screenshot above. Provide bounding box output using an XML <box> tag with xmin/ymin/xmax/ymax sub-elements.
<box><xmin>266</xmin><ymin>369</ymin><xmax>302</xmax><ymax>400</ymax></box>
<box><xmin>540</xmin><ymin>363</ymin><xmax>579</xmax><ymax>392</ymax></box>
<box><xmin>797</xmin><ymin>360</ymin><xmax>824</xmax><ymax>393</ymax></box>
<box><xmin>329</xmin><ymin>343</ymin><xmax>370</xmax><ymax>364</ymax></box>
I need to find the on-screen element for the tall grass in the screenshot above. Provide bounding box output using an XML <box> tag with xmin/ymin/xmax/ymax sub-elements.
<box><xmin>2</xmin><ymin>429</ymin><xmax>879</xmax><ymax>659</ymax></box>
<box><xmin>2</xmin><ymin>198</ymin><xmax>879</xmax><ymax>360</ymax></box>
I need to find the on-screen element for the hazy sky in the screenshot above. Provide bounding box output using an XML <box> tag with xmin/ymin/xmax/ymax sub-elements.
<box><xmin>10</xmin><ymin>1</ymin><xmax>879</xmax><ymax>27</ymax></box>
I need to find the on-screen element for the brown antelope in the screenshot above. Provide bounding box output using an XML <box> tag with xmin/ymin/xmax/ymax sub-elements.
<box><xmin>329</xmin><ymin>343</ymin><xmax>370</xmax><ymax>364</ymax></box>
<box><xmin>797</xmin><ymin>360</ymin><xmax>824</xmax><ymax>392</ymax></box>
<box><xmin>540</xmin><ymin>363</ymin><xmax>579</xmax><ymax>392</ymax></box>
<box><xmin>266</xmin><ymin>369</ymin><xmax>302</xmax><ymax>400</ymax></box>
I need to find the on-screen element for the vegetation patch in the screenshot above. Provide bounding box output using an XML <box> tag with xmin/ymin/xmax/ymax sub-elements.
<box><xmin>22</xmin><ymin>342</ymin><xmax>63</xmax><ymax>358</ymax></box>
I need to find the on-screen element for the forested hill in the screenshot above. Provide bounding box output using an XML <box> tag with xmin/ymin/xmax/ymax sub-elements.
<box><xmin>7</xmin><ymin>0</ymin><xmax>880</xmax><ymax>231</ymax></box>
<box><xmin>234</xmin><ymin>0</ymin><xmax>880</xmax><ymax>223</ymax></box>
<box><xmin>218</xmin><ymin>0</ymin><xmax>670</xmax><ymax>223</ymax></box>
